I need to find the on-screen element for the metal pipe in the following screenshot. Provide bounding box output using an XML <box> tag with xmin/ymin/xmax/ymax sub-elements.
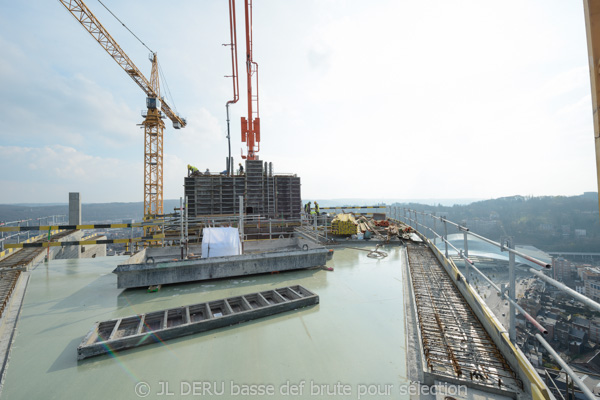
<box><xmin>443</xmin><ymin>218</ymin><xmax>448</xmax><ymax>258</ymax></box>
<box><xmin>179</xmin><ymin>197</ymin><xmax>184</xmax><ymax>260</ymax></box>
<box><xmin>461</xmin><ymin>227</ymin><xmax>550</xmax><ymax>269</ymax></box>
<box><xmin>463</xmin><ymin>228</ymin><xmax>470</xmax><ymax>283</ymax></box>
<box><xmin>185</xmin><ymin>195</ymin><xmax>189</xmax><ymax>259</ymax></box>
<box><xmin>508</xmin><ymin>237</ymin><xmax>516</xmax><ymax>342</ymax></box>
<box><xmin>529</xmin><ymin>268</ymin><xmax>600</xmax><ymax>313</ymax></box>
<box><xmin>536</xmin><ymin>333</ymin><xmax>596</xmax><ymax>400</ymax></box>
<box><xmin>458</xmin><ymin>252</ymin><xmax>548</xmax><ymax>335</ymax></box>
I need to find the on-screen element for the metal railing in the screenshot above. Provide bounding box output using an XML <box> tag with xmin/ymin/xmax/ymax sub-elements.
<box><xmin>392</xmin><ymin>206</ymin><xmax>599</xmax><ymax>400</ymax></box>
<box><xmin>0</xmin><ymin>215</ymin><xmax>67</xmax><ymax>252</ymax></box>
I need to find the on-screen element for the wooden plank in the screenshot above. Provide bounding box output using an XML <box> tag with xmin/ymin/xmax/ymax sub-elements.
<box><xmin>108</xmin><ymin>319</ymin><xmax>122</xmax><ymax>341</ymax></box>
<box><xmin>241</xmin><ymin>296</ymin><xmax>253</xmax><ymax>310</ymax></box>
<box><xmin>162</xmin><ymin>310</ymin><xmax>168</xmax><ymax>330</ymax></box>
<box><xmin>136</xmin><ymin>315</ymin><xmax>146</xmax><ymax>335</ymax></box>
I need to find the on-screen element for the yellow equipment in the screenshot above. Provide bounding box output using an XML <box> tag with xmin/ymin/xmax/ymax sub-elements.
<box><xmin>330</xmin><ymin>213</ymin><xmax>358</xmax><ymax>236</ymax></box>
<box><xmin>58</xmin><ymin>0</ymin><xmax>187</xmax><ymax>233</ymax></box>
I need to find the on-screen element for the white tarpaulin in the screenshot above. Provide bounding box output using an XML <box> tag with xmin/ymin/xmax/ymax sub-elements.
<box><xmin>201</xmin><ymin>227</ymin><xmax>242</xmax><ymax>258</ymax></box>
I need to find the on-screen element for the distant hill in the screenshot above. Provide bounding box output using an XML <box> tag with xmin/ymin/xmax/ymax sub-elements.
<box><xmin>0</xmin><ymin>200</ymin><xmax>182</xmax><ymax>224</ymax></box>
<box><xmin>2</xmin><ymin>194</ymin><xmax>599</xmax><ymax>252</ymax></box>
<box><xmin>396</xmin><ymin>193</ymin><xmax>600</xmax><ymax>252</ymax></box>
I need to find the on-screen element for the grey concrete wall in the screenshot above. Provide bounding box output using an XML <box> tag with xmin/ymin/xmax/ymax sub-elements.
<box><xmin>80</xmin><ymin>236</ymin><xmax>107</xmax><ymax>259</ymax></box>
<box><xmin>114</xmin><ymin>248</ymin><xmax>329</xmax><ymax>289</ymax></box>
<box><xmin>52</xmin><ymin>231</ymin><xmax>83</xmax><ymax>260</ymax></box>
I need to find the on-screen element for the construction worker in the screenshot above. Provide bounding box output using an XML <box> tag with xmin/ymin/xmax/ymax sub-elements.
<box><xmin>306</xmin><ymin>201</ymin><xmax>311</xmax><ymax>215</ymax></box>
<box><xmin>314</xmin><ymin>201</ymin><xmax>320</xmax><ymax>216</ymax></box>
<box><xmin>239</xmin><ymin>163</ymin><xmax>244</xmax><ymax>175</ymax></box>
<box><xmin>204</xmin><ymin>168</ymin><xmax>210</xmax><ymax>175</ymax></box>
<box><xmin>187</xmin><ymin>164</ymin><xmax>199</xmax><ymax>177</ymax></box>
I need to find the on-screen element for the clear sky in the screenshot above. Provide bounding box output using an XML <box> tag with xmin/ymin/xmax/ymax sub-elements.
<box><xmin>0</xmin><ymin>1</ymin><xmax>597</xmax><ymax>204</ymax></box>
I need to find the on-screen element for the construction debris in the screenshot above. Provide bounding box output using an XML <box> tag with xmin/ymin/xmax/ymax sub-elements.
<box><xmin>329</xmin><ymin>213</ymin><xmax>413</xmax><ymax>240</ymax></box>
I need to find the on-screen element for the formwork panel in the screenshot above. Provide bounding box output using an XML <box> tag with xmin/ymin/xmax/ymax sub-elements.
<box><xmin>183</xmin><ymin>160</ymin><xmax>301</xmax><ymax>220</ymax></box>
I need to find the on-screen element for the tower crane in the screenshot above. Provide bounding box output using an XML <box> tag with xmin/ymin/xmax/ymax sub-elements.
<box><xmin>57</xmin><ymin>0</ymin><xmax>187</xmax><ymax>231</ymax></box>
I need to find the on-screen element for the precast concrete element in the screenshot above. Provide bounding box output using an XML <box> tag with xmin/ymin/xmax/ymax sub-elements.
<box><xmin>68</xmin><ymin>193</ymin><xmax>81</xmax><ymax>226</ymax></box>
<box><xmin>78</xmin><ymin>285</ymin><xmax>319</xmax><ymax>359</ymax></box>
<box><xmin>113</xmin><ymin>247</ymin><xmax>329</xmax><ymax>289</ymax></box>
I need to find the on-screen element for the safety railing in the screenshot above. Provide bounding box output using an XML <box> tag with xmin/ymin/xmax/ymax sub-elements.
<box><xmin>393</xmin><ymin>206</ymin><xmax>599</xmax><ymax>400</ymax></box>
<box><xmin>0</xmin><ymin>215</ymin><xmax>67</xmax><ymax>252</ymax></box>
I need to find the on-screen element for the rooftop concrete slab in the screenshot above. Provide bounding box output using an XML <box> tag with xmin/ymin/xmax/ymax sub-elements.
<box><xmin>1</xmin><ymin>246</ymin><xmax>408</xmax><ymax>399</ymax></box>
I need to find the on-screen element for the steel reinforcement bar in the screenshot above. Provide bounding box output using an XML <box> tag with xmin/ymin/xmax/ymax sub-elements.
<box><xmin>407</xmin><ymin>243</ymin><xmax>522</xmax><ymax>391</ymax></box>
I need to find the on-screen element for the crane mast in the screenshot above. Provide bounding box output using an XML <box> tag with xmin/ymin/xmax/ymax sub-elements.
<box><xmin>143</xmin><ymin>53</ymin><xmax>165</xmax><ymax>225</ymax></box>
<box><xmin>57</xmin><ymin>0</ymin><xmax>186</xmax><ymax>231</ymax></box>
<box><xmin>241</xmin><ymin>0</ymin><xmax>260</xmax><ymax>160</ymax></box>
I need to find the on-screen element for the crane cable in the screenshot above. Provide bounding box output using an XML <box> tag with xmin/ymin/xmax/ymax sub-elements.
<box><xmin>96</xmin><ymin>0</ymin><xmax>178</xmax><ymax>114</ymax></box>
<box><xmin>97</xmin><ymin>0</ymin><xmax>153</xmax><ymax>54</ymax></box>
<box><xmin>158</xmin><ymin>61</ymin><xmax>178</xmax><ymax>114</ymax></box>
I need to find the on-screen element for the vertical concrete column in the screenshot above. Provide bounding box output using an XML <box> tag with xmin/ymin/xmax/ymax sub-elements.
<box><xmin>68</xmin><ymin>192</ymin><xmax>81</xmax><ymax>259</ymax></box>
<box><xmin>69</xmin><ymin>192</ymin><xmax>81</xmax><ymax>225</ymax></box>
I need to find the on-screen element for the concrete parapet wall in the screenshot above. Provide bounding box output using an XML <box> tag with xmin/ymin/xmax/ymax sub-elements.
<box><xmin>52</xmin><ymin>231</ymin><xmax>83</xmax><ymax>260</ymax></box>
<box><xmin>80</xmin><ymin>236</ymin><xmax>107</xmax><ymax>258</ymax></box>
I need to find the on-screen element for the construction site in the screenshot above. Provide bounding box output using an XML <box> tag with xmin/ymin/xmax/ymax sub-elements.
<box><xmin>3</xmin><ymin>1</ymin><xmax>600</xmax><ymax>400</ymax></box>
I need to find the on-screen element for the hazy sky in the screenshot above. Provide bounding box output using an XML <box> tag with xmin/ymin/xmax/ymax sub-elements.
<box><xmin>0</xmin><ymin>1</ymin><xmax>597</xmax><ymax>204</ymax></box>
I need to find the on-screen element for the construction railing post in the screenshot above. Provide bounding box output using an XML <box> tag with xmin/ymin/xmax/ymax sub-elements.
<box><xmin>414</xmin><ymin>210</ymin><xmax>417</xmax><ymax>231</ymax></box>
<box><xmin>433</xmin><ymin>212</ymin><xmax>437</xmax><ymax>241</ymax></box>
<box><xmin>443</xmin><ymin>217</ymin><xmax>448</xmax><ymax>258</ymax></box>
<box><xmin>463</xmin><ymin>226</ymin><xmax>470</xmax><ymax>283</ymax></box>
<box><xmin>508</xmin><ymin>237</ymin><xmax>516</xmax><ymax>342</ymax></box>
<box><xmin>185</xmin><ymin>196</ymin><xmax>189</xmax><ymax>259</ymax></box>
<box><xmin>239</xmin><ymin>195</ymin><xmax>244</xmax><ymax>245</ymax></box>
<box><xmin>180</xmin><ymin>197</ymin><xmax>184</xmax><ymax>260</ymax></box>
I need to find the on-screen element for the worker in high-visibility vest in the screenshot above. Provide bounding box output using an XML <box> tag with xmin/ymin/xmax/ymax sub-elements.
<box><xmin>187</xmin><ymin>164</ymin><xmax>199</xmax><ymax>177</ymax></box>
<box><xmin>314</xmin><ymin>201</ymin><xmax>320</xmax><ymax>216</ymax></box>
<box><xmin>305</xmin><ymin>201</ymin><xmax>311</xmax><ymax>215</ymax></box>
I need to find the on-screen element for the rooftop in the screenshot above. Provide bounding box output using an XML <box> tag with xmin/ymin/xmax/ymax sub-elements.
<box><xmin>2</xmin><ymin>247</ymin><xmax>410</xmax><ymax>399</ymax></box>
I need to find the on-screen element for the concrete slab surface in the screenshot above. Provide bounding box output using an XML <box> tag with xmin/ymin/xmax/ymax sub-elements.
<box><xmin>1</xmin><ymin>246</ymin><xmax>409</xmax><ymax>399</ymax></box>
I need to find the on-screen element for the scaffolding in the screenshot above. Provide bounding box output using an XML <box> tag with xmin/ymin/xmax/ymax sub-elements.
<box><xmin>184</xmin><ymin>160</ymin><xmax>301</xmax><ymax>219</ymax></box>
